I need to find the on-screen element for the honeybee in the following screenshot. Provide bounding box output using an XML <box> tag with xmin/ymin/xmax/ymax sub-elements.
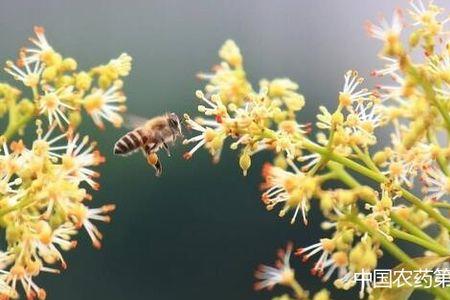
<box><xmin>113</xmin><ymin>113</ymin><xmax>183</xmax><ymax>176</ymax></box>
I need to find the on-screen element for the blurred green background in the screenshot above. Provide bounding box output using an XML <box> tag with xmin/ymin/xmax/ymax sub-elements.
<box><xmin>0</xmin><ymin>0</ymin><xmax>446</xmax><ymax>299</ymax></box>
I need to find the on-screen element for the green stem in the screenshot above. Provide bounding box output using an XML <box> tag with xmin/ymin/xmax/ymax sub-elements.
<box><xmin>427</xmin><ymin>131</ymin><xmax>449</xmax><ymax>176</ymax></box>
<box><xmin>288</xmin><ymin>279</ymin><xmax>308</xmax><ymax>300</ymax></box>
<box><xmin>3</xmin><ymin>113</ymin><xmax>33</xmax><ymax>140</ymax></box>
<box><xmin>330</xmin><ymin>162</ymin><xmax>440</xmax><ymax>249</ymax></box>
<box><xmin>2</xmin><ymin>99</ymin><xmax>34</xmax><ymax>140</ymax></box>
<box><xmin>302</xmin><ymin>139</ymin><xmax>450</xmax><ymax>231</ymax></box>
<box><xmin>390</xmin><ymin>215</ymin><xmax>437</xmax><ymax>245</ymax></box>
<box><xmin>390</xmin><ymin>228</ymin><xmax>450</xmax><ymax>256</ymax></box>
<box><xmin>328</xmin><ymin>161</ymin><xmax>438</xmax><ymax>244</ymax></box>
<box><xmin>0</xmin><ymin>195</ymin><xmax>35</xmax><ymax>217</ymax></box>
<box><xmin>432</xmin><ymin>202</ymin><xmax>450</xmax><ymax>209</ymax></box>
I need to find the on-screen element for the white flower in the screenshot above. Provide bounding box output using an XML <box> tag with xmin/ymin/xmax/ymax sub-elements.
<box><xmin>61</xmin><ymin>133</ymin><xmax>105</xmax><ymax>190</ymax></box>
<box><xmin>338</xmin><ymin>70</ymin><xmax>372</xmax><ymax>107</ymax></box>
<box><xmin>421</xmin><ymin>164</ymin><xmax>450</xmax><ymax>200</ymax></box>
<box><xmin>83</xmin><ymin>80</ymin><xmax>126</xmax><ymax>129</ymax></box>
<box><xmin>320</xmin><ymin>251</ymin><xmax>349</xmax><ymax>282</ymax></box>
<box><xmin>32</xmin><ymin>221</ymin><xmax>77</xmax><ymax>269</ymax></box>
<box><xmin>366</xmin><ymin>9</ymin><xmax>403</xmax><ymax>42</ymax></box>
<box><xmin>372</xmin><ymin>56</ymin><xmax>400</xmax><ymax>77</ymax></box>
<box><xmin>295</xmin><ymin>238</ymin><xmax>336</xmax><ymax>276</ymax></box>
<box><xmin>182</xmin><ymin>114</ymin><xmax>225</xmax><ymax>162</ymax></box>
<box><xmin>4</xmin><ymin>55</ymin><xmax>44</xmax><ymax>88</ymax></box>
<box><xmin>261</xmin><ymin>162</ymin><xmax>316</xmax><ymax>225</ymax></box>
<box><xmin>254</xmin><ymin>243</ymin><xmax>295</xmax><ymax>290</ymax></box>
<box><xmin>409</xmin><ymin>0</ymin><xmax>449</xmax><ymax>28</ymax></box>
<box><xmin>380</xmin><ymin>125</ymin><xmax>431</xmax><ymax>187</ymax></box>
<box><xmin>32</xmin><ymin>121</ymin><xmax>69</xmax><ymax>159</ymax></box>
<box><xmin>22</xmin><ymin>26</ymin><xmax>54</xmax><ymax>64</ymax></box>
<box><xmin>70</xmin><ymin>204</ymin><xmax>116</xmax><ymax>249</ymax></box>
<box><xmin>39</xmin><ymin>86</ymin><xmax>75</xmax><ymax>128</ymax></box>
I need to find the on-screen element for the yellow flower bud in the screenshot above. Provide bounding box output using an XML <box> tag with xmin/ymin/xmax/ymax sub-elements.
<box><xmin>319</xmin><ymin>192</ymin><xmax>334</xmax><ymax>215</ymax></box>
<box><xmin>336</xmin><ymin>189</ymin><xmax>356</xmax><ymax>205</ymax></box>
<box><xmin>42</xmin><ymin>66</ymin><xmax>58</xmax><ymax>81</ymax></box>
<box><xmin>349</xmin><ymin>241</ymin><xmax>377</xmax><ymax>272</ymax></box>
<box><xmin>313</xmin><ymin>289</ymin><xmax>330</xmax><ymax>300</ymax></box>
<box><xmin>57</xmin><ymin>75</ymin><xmax>74</xmax><ymax>87</ymax></box>
<box><xmin>62</xmin><ymin>57</ymin><xmax>78</xmax><ymax>71</ymax></box>
<box><xmin>331</xmin><ymin>111</ymin><xmax>344</xmax><ymax>127</ymax></box>
<box><xmin>334</xmin><ymin>230</ymin><xmax>354</xmax><ymax>251</ymax></box>
<box><xmin>284</xmin><ymin>94</ymin><xmax>305</xmax><ymax>111</ymax></box>
<box><xmin>99</xmin><ymin>75</ymin><xmax>112</xmax><ymax>89</ymax></box>
<box><xmin>409</xmin><ymin>30</ymin><xmax>422</xmax><ymax>48</ymax></box>
<box><xmin>273</xmin><ymin>108</ymin><xmax>287</xmax><ymax>123</ymax></box>
<box><xmin>41</xmin><ymin>50</ymin><xmax>62</xmax><ymax>67</ymax></box>
<box><xmin>373</xmin><ymin>150</ymin><xmax>388</xmax><ymax>165</ymax></box>
<box><xmin>355</xmin><ymin>186</ymin><xmax>377</xmax><ymax>203</ymax></box>
<box><xmin>239</xmin><ymin>153</ymin><xmax>251</xmax><ymax>176</ymax></box>
<box><xmin>219</xmin><ymin>40</ymin><xmax>242</xmax><ymax>67</ymax></box>
<box><xmin>69</xmin><ymin>111</ymin><xmax>82</xmax><ymax>128</ymax></box>
<box><xmin>273</xmin><ymin>154</ymin><xmax>288</xmax><ymax>169</ymax></box>
<box><xmin>17</xmin><ymin>98</ymin><xmax>35</xmax><ymax>116</ymax></box>
<box><xmin>210</xmin><ymin>136</ymin><xmax>223</xmax><ymax>151</ymax></box>
<box><xmin>75</xmin><ymin>72</ymin><xmax>92</xmax><ymax>90</ymax></box>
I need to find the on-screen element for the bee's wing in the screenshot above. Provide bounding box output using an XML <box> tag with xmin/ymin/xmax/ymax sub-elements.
<box><xmin>124</xmin><ymin>114</ymin><xmax>148</xmax><ymax>130</ymax></box>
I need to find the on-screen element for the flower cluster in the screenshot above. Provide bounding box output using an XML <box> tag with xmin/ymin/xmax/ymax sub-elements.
<box><xmin>3</xmin><ymin>26</ymin><xmax>131</xmax><ymax>134</ymax></box>
<box><xmin>0</xmin><ymin>27</ymin><xmax>132</xmax><ymax>299</ymax></box>
<box><xmin>184</xmin><ymin>1</ymin><xmax>450</xmax><ymax>299</ymax></box>
<box><xmin>0</xmin><ymin>122</ymin><xmax>114</xmax><ymax>299</ymax></box>
<box><xmin>184</xmin><ymin>40</ymin><xmax>306</xmax><ymax>174</ymax></box>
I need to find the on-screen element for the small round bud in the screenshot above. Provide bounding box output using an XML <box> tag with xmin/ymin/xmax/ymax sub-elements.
<box><xmin>42</xmin><ymin>66</ymin><xmax>58</xmax><ymax>81</ymax></box>
<box><xmin>239</xmin><ymin>153</ymin><xmax>251</xmax><ymax>176</ymax></box>
<box><xmin>18</xmin><ymin>98</ymin><xmax>35</xmax><ymax>116</ymax></box>
<box><xmin>57</xmin><ymin>75</ymin><xmax>74</xmax><ymax>87</ymax></box>
<box><xmin>98</xmin><ymin>75</ymin><xmax>112</xmax><ymax>90</ymax></box>
<box><xmin>195</xmin><ymin>90</ymin><xmax>204</xmax><ymax>99</ymax></box>
<box><xmin>284</xmin><ymin>94</ymin><xmax>305</xmax><ymax>111</ymax></box>
<box><xmin>373</xmin><ymin>150</ymin><xmax>388</xmax><ymax>165</ymax></box>
<box><xmin>75</xmin><ymin>72</ymin><xmax>92</xmax><ymax>90</ymax></box>
<box><xmin>313</xmin><ymin>289</ymin><xmax>331</xmax><ymax>300</ymax></box>
<box><xmin>69</xmin><ymin>111</ymin><xmax>82</xmax><ymax>129</ymax></box>
<box><xmin>62</xmin><ymin>57</ymin><xmax>78</xmax><ymax>71</ymax></box>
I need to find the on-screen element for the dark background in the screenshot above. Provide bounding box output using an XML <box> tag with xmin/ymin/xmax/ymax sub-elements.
<box><xmin>0</xmin><ymin>1</ymin><xmax>445</xmax><ymax>299</ymax></box>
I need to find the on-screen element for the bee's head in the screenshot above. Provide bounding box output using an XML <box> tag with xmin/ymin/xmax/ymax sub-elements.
<box><xmin>168</xmin><ymin>113</ymin><xmax>182</xmax><ymax>135</ymax></box>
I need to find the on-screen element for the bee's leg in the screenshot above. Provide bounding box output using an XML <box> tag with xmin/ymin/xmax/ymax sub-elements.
<box><xmin>152</xmin><ymin>131</ymin><xmax>171</xmax><ymax>157</ymax></box>
<box><xmin>153</xmin><ymin>159</ymin><xmax>163</xmax><ymax>177</ymax></box>
<box><xmin>143</xmin><ymin>144</ymin><xmax>163</xmax><ymax>177</ymax></box>
<box><xmin>162</xmin><ymin>142</ymin><xmax>171</xmax><ymax>157</ymax></box>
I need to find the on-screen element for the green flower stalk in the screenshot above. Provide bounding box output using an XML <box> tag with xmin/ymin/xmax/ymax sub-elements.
<box><xmin>0</xmin><ymin>26</ymin><xmax>132</xmax><ymax>299</ymax></box>
<box><xmin>183</xmin><ymin>1</ymin><xmax>450</xmax><ymax>299</ymax></box>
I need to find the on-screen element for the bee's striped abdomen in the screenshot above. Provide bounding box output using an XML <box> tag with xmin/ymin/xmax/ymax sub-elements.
<box><xmin>114</xmin><ymin>129</ymin><xmax>148</xmax><ymax>155</ymax></box>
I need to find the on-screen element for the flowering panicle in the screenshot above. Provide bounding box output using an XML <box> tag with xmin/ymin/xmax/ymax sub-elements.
<box><xmin>0</xmin><ymin>122</ymin><xmax>115</xmax><ymax>298</ymax></box>
<box><xmin>184</xmin><ymin>41</ymin><xmax>309</xmax><ymax>175</ymax></box>
<box><xmin>0</xmin><ymin>27</ymin><xmax>132</xmax><ymax>299</ymax></box>
<box><xmin>184</xmin><ymin>4</ymin><xmax>450</xmax><ymax>298</ymax></box>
